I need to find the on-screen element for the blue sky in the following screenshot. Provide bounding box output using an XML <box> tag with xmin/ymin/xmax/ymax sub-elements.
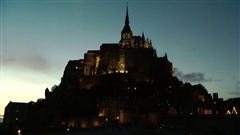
<box><xmin>0</xmin><ymin>0</ymin><xmax>239</xmax><ymax>116</ymax></box>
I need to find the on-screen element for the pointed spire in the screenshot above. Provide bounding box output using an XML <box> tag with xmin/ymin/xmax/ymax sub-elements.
<box><xmin>125</xmin><ymin>2</ymin><xmax>129</xmax><ymax>25</ymax></box>
<box><xmin>164</xmin><ymin>52</ymin><xmax>168</xmax><ymax>59</ymax></box>
<box><xmin>121</xmin><ymin>2</ymin><xmax>132</xmax><ymax>33</ymax></box>
<box><xmin>142</xmin><ymin>32</ymin><xmax>145</xmax><ymax>39</ymax></box>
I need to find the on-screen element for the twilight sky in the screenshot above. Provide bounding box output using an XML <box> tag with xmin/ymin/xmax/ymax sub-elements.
<box><xmin>0</xmin><ymin>0</ymin><xmax>239</xmax><ymax>116</ymax></box>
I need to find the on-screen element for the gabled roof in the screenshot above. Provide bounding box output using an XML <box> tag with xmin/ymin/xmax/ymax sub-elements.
<box><xmin>5</xmin><ymin>101</ymin><xmax>28</xmax><ymax>109</ymax></box>
<box><xmin>121</xmin><ymin>24</ymin><xmax>132</xmax><ymax>33</ymax></box>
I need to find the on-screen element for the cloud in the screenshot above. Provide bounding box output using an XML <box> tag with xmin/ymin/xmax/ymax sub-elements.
<box><xmin>2</xmin><ymin>58</ymin><xmax>15</xmax><ymax>63</ymax></box>
<box><xmin>228</xmin><ymin>91</ymin><xmax>240</xmax><ymax>97</ymax></box>
<box><xmin>175</xmin><ymin>68</ymin><xmax>211</xmax><ymax>83</ymax></box>
<box><xmin>223</xmin><ymin>81</ymin><xmax>240</xmax><ymax>97</ymax></box>
<box><xmin>2</xmin><ymin>52</ymin><xmax>51</xmax><ymax>74</ymax></box>
<box><xmin>23</xmin><ymin>54</ymin><xmax>50</xmax><ymax>73</ymax></box>
<box><xmin>235</xmin><ymin>81</ymin><xmax>240</xmax><ymax>90</ymax></box>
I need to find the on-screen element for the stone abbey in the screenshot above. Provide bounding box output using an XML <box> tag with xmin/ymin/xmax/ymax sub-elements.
<box><xmin>3</xmin><ymin>4</ymin><xmax>239</xmax><ymax>134</ymax></box>
<box><xmin>63</xmin><ymin>5</ymin><xmax>174</xmax><ymax>89</ymax></box>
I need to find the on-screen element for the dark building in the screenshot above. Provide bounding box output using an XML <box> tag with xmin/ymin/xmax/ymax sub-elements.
<box><xmin>3</xmin><ymin>101</ymin><xmax>28</xmax><ymax>130</ymax></box>
<box><xmin>4</xmin><ymin>4</ymin><xmax>239</xmax><ymax>133</ymax></box>
<box><xmin>61</xmin><ymin>5</ymin><xmax>174</xmax><ymax>90</ymax></box>
<box><xmin>55</xmin><ymin>4</ymin><xmax>175</xmax><ymax>124</ymax></box>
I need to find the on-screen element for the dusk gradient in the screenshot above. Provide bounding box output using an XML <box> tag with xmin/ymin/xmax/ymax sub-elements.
<box><xmin>0</xmin><ymin>0</ymin><xmax>239</xmax><ymax>116</ymax></box>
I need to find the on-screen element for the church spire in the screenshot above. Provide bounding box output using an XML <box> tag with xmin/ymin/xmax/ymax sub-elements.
<box><xmin>125</xmin><ymin>2</ymin><xmax>129</xmax><ymax>25</ymax></box>
<box><xmin>142</xmin><ymin>32</ymin><xmax>145</xmax><ymax>40</ymax></box>
<box><xmin>121</xmin><ymin>2</ymin><xmax>132</xmax><ymax>38</ymax></box>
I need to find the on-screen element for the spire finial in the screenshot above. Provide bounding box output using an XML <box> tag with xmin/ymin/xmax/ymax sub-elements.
<box><xmin>125</xmin><ymin>2</ymin><xmax>129</xmax><ymax>25</ymax></box>
<box><xmin>142</xmin><ymin>32</ymin><xmax>145</xmax><ymax>40</ymax></box>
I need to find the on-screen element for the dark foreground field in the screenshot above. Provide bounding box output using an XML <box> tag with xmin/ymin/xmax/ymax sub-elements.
<box><xmin>41</xmin><ymin>127</ymin><xmax>239</xmax><ymax>135</ymax></box>
<box><xmin>41</xmin><ymin>127</ymin><xmax>179</xmax><ymax>135</ymax></box>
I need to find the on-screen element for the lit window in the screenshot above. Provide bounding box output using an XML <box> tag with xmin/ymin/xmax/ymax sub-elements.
<box><xmin>226</xmin><ymin>110</ymin><xmax>231</xmax><ymax>114</ymax></box>
<box><xmin>232</xmin><ymin>107</ymin><xmax>238</xmax><ymax>114</ymax></box>
<box><xmin>18</xmin><ymin>129</ymin><xmax>21</xmax><ymax>134</ymax></box>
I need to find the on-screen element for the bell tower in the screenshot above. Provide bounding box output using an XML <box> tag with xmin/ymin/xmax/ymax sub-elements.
<box><xmin>120</xmin><ymin>2</ymin><xmax>132</xmax><ymax>47</ymax></box>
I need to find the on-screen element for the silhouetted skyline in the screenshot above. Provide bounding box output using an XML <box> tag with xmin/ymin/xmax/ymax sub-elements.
<box><xmin>0</xmin><ymin>0</ymin><xmax>239</xmax><ymax>116</ymax></box>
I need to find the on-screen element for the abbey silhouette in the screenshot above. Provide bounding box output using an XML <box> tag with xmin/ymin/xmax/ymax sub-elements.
<box><xmin>2</xmin><ymin>3</ymin><xmax>239</xmax><ymax>135</ymax></box>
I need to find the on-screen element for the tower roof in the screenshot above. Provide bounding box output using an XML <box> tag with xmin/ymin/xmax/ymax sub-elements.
<box><xmin>121</xmin><ymin>2</ymin><xmax>132</xmax><ymax>33</ymax></box>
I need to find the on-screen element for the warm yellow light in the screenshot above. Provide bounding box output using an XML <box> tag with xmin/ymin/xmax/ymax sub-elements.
<box><xmin>226</xmin><ymin>110</ymin><xmax>231</xmax><ymax>114</ymax></box>
<box><xmin>18</xmin><ymin>130</ymin><xmax>21</xmax><ymax>134</ymax></box>
<box><xmin>232</xmin><ymin>107</ymin><xmax>238</xmax><ymax>114</ymax></box>
<box><xmin>105</xmin><ymin>118</ymin><xmax>108</xmax><ymax>121</ymax></box>
<box><xmin>99</xmin><ymin>113</ymin><xmax>104</xmax><ymax>117</ymax></box>
<box><xmin>81</xmin><ymin>121</ymin><xmax>87</xmax><ymax>128</ymax></box>
<box><xmin>93</xmin><ymin>119</ymin><xmax>99</xmax><ymax>127</ymax></box>
<box><xmin>116</xmin><ymin>116</ymin><xmax>119</xmax><ymax>120</ymax></box>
